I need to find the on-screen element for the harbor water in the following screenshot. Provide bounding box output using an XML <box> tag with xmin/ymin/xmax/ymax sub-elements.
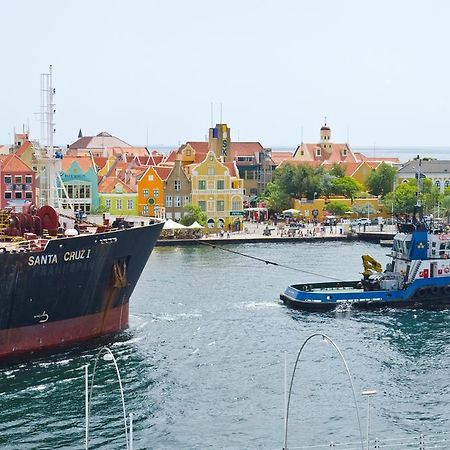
<box><xmin>1</xmin><ymin>241</ymin><xmax>450</xmax><ymax>449</ymax></box>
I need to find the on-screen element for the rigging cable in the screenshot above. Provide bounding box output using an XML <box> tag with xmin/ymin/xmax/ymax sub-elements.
<box><xmin>194</xmin><ymin>240</ymin><xmax>344</xmax><ymax>282</ymax></box>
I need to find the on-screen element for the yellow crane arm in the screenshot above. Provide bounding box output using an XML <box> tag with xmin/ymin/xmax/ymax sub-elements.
<box><xmin>361</xmin><ymin>254</ymin><xmax>382</xmax><ymax>277</ymax></box>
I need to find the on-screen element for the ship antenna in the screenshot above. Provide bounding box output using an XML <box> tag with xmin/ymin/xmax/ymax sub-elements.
<box><xmin>414</xmin><ymin>155</ymin><xmax>424</xmax><ymax>222</ymax></box>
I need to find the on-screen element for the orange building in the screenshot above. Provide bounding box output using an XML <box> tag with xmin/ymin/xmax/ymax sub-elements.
<box><xmin>137</xmin><ymin>166</ymin><xmax>172</xmax><ymax>217</ymax></box>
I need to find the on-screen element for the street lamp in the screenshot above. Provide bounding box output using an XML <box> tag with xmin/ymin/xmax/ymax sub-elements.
<box><xmin>361</xmin><ymin>389</ymin><xmax>377</xmax><ymax>450</ymax></box>
<box><xmin>313</xmin><ymin>192</ymin><xmax>317</xmax><ymax>201</ymax></box>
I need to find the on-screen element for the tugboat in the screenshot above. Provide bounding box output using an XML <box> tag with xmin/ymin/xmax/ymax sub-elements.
<box><xmin>280</xmin><ymin>160</ymin><xmax>450</xmax><ymax>311</ymax></box>
<box><xmin>0</xmin><ymin>204</ymin><xmax>163</xmax><ymax>359</ymax></box>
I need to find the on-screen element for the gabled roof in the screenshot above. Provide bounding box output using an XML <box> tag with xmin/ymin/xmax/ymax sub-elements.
<box><xmin>61</xmin><ymin>156</ymin><xmax>95</xmax><ymax>173</ymax></box>
<box><xmin>69</xmin><ymin>131</ymin><xmax>131</xmax><ymax>149</ymax></box>
<box><xmin>15</xmin><ymin>140</ymin><xmax>32</xmax><ymax>157</ymax></box>
<box><xmin>98</xmin><ymin>176</ymin><xmax>134</xmax><ymax>193</ymax></box>
<box><xmin>354</xmin><ymin>152</ymin><xmax>400</xmax><ymax>164</ymax></box>
<box><xmin>224</xmin><ymin>161</ymin><xmax>239</xmax><ymax>178</ymax></box>
<box><xmin>293</xmin><ymin>142</ymin><xmax>358</xmax><ymax>164</ymax></box>
<box><xmin>154</xmin><ymin>166</ymin><xmax>173</xmax><ymax>181</ymax></box>
<box><xmin>0</xmin><ymin>154</ymin><xmax>33</xmax><ymax>172</ymax></box>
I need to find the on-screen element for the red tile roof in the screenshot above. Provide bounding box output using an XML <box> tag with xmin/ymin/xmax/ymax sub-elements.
<box><xmin>0</xmin><ymin>154</ymin><xmax>33</xmax><ymax>172</ymax></box>
<box><xmin>271</xmin><ymin>151</ymin><xmax>294</xmax><ymax>165</ymax></box>
<box><xmin>98</xmin><ymin>176</ymin><xmax>134</xmax><ymax>193</ymax></box>
<box><xmin>229</xmin><ymin>142</ymin><xmax>264</xmax><ymax>157</ymax></box>
<box><xmin>15</xmin><ymin>140</ymin><xmax>32</xmax><ymax>158</ymax></box>
<box><xmin>154</xmin><ymin>166</ymin><xmax>173</xmax><ymax>181</ymax></box>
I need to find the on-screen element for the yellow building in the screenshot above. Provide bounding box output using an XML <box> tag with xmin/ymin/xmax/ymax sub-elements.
<box><xmin>190</xmin><ymin>151</ymin><xmax>244</xmax><ymax>230</ymax></box>
<box><xmin>293</xmin><ymin>196</ymin><xmax>383</xmax><ymax>222</ymax></box>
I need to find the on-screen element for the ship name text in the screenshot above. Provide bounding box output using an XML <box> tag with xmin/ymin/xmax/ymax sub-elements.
<box><xmin>28</xmin><ymin>249</ymin><xmax>92</xmax><ymax>266</ymax></box>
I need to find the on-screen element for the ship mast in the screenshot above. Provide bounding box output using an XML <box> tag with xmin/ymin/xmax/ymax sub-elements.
<box><xmin>35</xmin><ymin>66</ymin><xmax>72</xmax><ymax>210</ymax></box>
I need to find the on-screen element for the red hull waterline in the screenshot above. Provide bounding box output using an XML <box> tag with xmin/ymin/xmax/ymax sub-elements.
<box><xmin>0</xmin><ymin>304</ymin><xmax>129</xmax><ymax>360</ymax></box>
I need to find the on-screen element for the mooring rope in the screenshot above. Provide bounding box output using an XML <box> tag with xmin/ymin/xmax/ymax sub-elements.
<box><xmin>194</xmin><ymin>239</ymin><xmax>345</xmax><ymax>282</ymax></box>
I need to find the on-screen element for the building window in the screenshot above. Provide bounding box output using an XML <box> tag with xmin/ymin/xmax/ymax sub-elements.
<box><xmin>25</xmin><ymin>175</ymin><xmax>32</xmax><ymax>184</ymax></box>
<box><xmin>343</xmin><ymin>148</ymin><xmax>347</xmax><ymax>156</ymax></box>
<box><xmin>217</xmin><ymin>180</ymin><xmax>225</xmax><ymax>190</ymax></box>
<box><xmin>127</xmin><ymin>199</ymin><xmax>133</xmax><ymax>209</ymax></box>
<box><xmin>435</xmin><ymin>180</ymin><xmax>441</xmax><ymax>189</ymax></box>
<box><xmin>185</xmin><ymin>149</ymin><xmax>191</xmax><ymax>156</ymax></box>
<box><xmin>143</xmin><ymin>205</ymin><xmax>148</xmax><ymax>215</ymax></box>
<box><xmin>15</xmin><ymin>175</ymin><xmax>22</xmax><ymax>184</ymax></box>
<box><xmin>143</xmin><ymin>189</ymin><xmax>149</xmax><ymax>197</ymax></box>
<box><xmin>198</xmin><ymin>201</ymin><xmax>206</xmax><ymax>211</ymax></box>
<box><xmin>166</xmin><ymin>195</ymin><xmax>173</xmax><ymax>207</ymax></box>
<box><xmin>216</xmin><ymin>200</ymin><xmax>225</xmax><ymax>211</ymax></box>
<box><xmin>4</xmin><ymin>192</ymin><xmax>12</xmax><ymax>199</ymax></box>
<box><xmin>116</xmin><ymin>199</ymin><xmax>122</xmax><ymax>209</ymax></box>
<box><xmin>208</xmin><ymin>166</ymin><xmax>215</xmax><ymax>176</ymax></box>
<box><xmin>153</xmin><ymin>188</ymin><xmax>159</xmax><ymax>197</ymax></box>
<box><xmin>175</xmin><ymin>196</ymin><xmax>181</xmax><ymax>207</ymax></box>
<box><xmin>300</xmin><ymin>150</ymin><xmax>304</xmax><ymax>156</ymax></box>
<box><xmin>183</xmin><ymin>195</ymin><xmax>190</xmax><ymax>205</ymax></box>
<box><xmin>25</xmin><ymin>191</ymin><xmax>33</xmax><ymax>199</ymax></box>
<box><xmin>446</xmin><ymin>180</ymin><xmax>450</xmax><ymax>188</ymax></box>
<box><xmin>232</xmin><ymin>199</ymin><xmax>241</xmax><ymax>211</ymax></box>
<box><xmin>316</xmin><ymin>148</ymin><xmax>321</xmax><ymax>157</ymax></box>
<box><xmin>148</xmin><ymin>175</ymin><xmax>154</xmax><ymax>181</ymax></box>
<box><xmin>4</xmin><ymin>175</ymin><xmax>11</xmax><ymax>184</ymax></box>
<box><xmin>198</xmin><ymin>180</ymin><xmax>206</xmax><ymax>190</ymax></box>
<box><xmin>15</xmin><ymin>191</ymin><xmax>22</xmax><ymax>199</ymax></box>
<box><xmin>106</xmin><ymin>199</ymin><xmax>111</xmax><ymax>209</ymax></box>
<box><xmin>209</xmin><ymin>154</ymin><xmax>214</xmax><ymax>162</ymax></box>
<box><xmin>174</xmin><ymin>180</ymin><xmax>181</xmax><ymax>191</ymax></box>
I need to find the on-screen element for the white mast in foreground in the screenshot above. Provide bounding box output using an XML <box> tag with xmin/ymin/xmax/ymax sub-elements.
<box><xmin>35</xmin><ymin>65</ymin><xmax>71</xmax><ymax>210</ymax></box>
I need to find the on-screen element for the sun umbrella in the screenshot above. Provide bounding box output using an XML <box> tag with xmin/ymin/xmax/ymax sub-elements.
<box><xmin>188</xmin><ymin>221</ymin><xmax>204</xmax><ymax>229</ymax></box>
<box><xmin>163</xmin><ymin>219</ymin><xmax>187</xmax><ymax>230</ymax></box>
<box><xmin>282</xmin><ymin>208</ymin><xmax>300</xmax><ymax>215</ymax></box>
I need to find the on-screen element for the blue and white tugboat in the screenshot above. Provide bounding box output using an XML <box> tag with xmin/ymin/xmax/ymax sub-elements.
<box><xmin>281</xmin><ymin>162</ymin><xmax>450</xmax><ymax>311</ymax></box>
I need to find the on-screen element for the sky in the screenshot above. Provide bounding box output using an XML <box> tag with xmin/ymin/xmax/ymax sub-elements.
<box><xmin>2</xmin><ymin>0</ymin><xmax>450</xmax><ymax>151</ymax></box>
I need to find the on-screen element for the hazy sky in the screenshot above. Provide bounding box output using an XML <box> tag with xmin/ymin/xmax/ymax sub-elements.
<box><xmin>2</xmin><ymin>0</ymin><xmax>450</xmax><ymax>150</ymax></box>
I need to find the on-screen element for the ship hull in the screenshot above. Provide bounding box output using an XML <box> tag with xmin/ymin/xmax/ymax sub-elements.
<box><xmin>0</xmin><ymin>221</ymin><xmax>163</xmax><ymax>360</ymax></box>
<box><xmin>280</xmin><ymin>279</ymin><xmax>450</xmax><ymax>312</ymax></box>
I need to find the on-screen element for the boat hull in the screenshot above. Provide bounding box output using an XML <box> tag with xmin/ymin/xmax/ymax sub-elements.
<box><xmin>280</xmin><ymin>279</ymin><xmax>450</xmax><ymax>312</ymax></box>
<box><xmin>0</xmin><ymin>221</ymin><xmax>163</xmax><ymax>359</ymax></box>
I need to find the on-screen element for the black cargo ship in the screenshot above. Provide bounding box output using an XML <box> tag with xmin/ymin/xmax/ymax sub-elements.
<box><xmin>0</xmin><ymin>205</ymin><xmax>163</xmax><ymax>360</ymax></box>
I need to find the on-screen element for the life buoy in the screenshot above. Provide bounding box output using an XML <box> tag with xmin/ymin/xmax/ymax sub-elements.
<box><xmin>430</xmin><ymin>286</ymin><xmax>442</xmax><ymax>297</ymax></box>
<box><xmin>417</xmin><ymin>287</ymin><xmax>428</xmax><ymax>298</ymax></box>
<box><xmin>445</xmin><ymin>267</ymin><xmax>450</xmax><ymax>274</ymax></box>
<box><xmin>444</xmin><ymin>254</ymin><xmax>449</xmax><ymax>259</ymax></box>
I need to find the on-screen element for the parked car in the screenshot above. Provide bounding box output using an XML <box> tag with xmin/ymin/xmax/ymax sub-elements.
<box><xmin>357</xmin><ymin>218</ymin><xmax>371</xmax><ymax>225</ymax></box>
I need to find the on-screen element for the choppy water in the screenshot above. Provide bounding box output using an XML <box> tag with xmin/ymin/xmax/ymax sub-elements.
<box><xmin>1</xmin><ymin>241</ymin><xmax>450</xmax><ymax>449</ymax></box>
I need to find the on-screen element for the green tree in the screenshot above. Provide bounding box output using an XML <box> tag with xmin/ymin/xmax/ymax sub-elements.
<box><xmin>383</xmin><ymin>181</ymin><xmax>416</xmax><ymax>214</ymax></box>
<box><xmin>329</xmin><ymin>163</ymin><xmax>345</xmax><ymax>178</ymax></box>
<box><xmin>180</xmin><ymin>204</ymin><xmax>207</xmax><ymax>226</ymax></box>
<box><xmin>325</xmin><ymin>200</ymin><xmax>349</xmax><ymax>216</ymax></box>
<box><xmin>263</xmin><ymin>182</ymin><xmax>291</xmax><ymax>212</ymax></box>
<box><xmin>366</xmin><ymin>163</ymin><xmax>397</xmax><ymax>197</ymax></box>
<box><xmin>441</xmin><ymin>195</ymin><xmax>450</xmax><ymax>222</ymax></box>
<box><xmin>332</xmin><ymin>176</ymin><xmax>362</xmax><ymax>202</ymax></box>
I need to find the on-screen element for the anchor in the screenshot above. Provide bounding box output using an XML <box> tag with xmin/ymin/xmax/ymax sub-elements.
<box><xmin>34</xmin><ymin>311</ymin><xmax>49</xmax><ymax>323</ymax></box>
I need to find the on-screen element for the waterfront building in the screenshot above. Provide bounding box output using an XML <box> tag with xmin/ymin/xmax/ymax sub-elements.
<box><xmin>0</xmin><ymin>154</ymin><xmax>36</xmax><ymax>209</ymax></box>
<box><xmin>67</xmin><ymin>131</ymin><xmax>149</xmax><ymax>158</ymax></box>
<box><xmin>164</xmin><ymin>158</ymin><xmax>191</xmax><ymax>220</ymax></box>
<box><xmin>229</xmin><ymin>142</ymin><xmax>276</xmax><ymax>200</ymax></box>
<box><xmin>137</xmin><ymin>166</ymin><xmax>171</xmax><ymax>217</ymax></box>
<box><xmin>293</xmin><ymin>123</ymin><xmax>359</xmax><ymax>164</ymax></box>
<box><xmin>59</xmin><ymin>156</ymin><xmax>99</xmax><ymax>213</ymax></box>
<box><xmin>98</xmin><ymin>176</ymin><xmax>138</xmax><ymax>215</ymax></box>
<box><xmin>396</xmin><ymin>159</ymin><xmax>450</xmax><ymax>193</ymax></box>
<box><xmin>190</xmin><ymin>150</ymin><xmax>244</xmax><ymax>230</ymax></box>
